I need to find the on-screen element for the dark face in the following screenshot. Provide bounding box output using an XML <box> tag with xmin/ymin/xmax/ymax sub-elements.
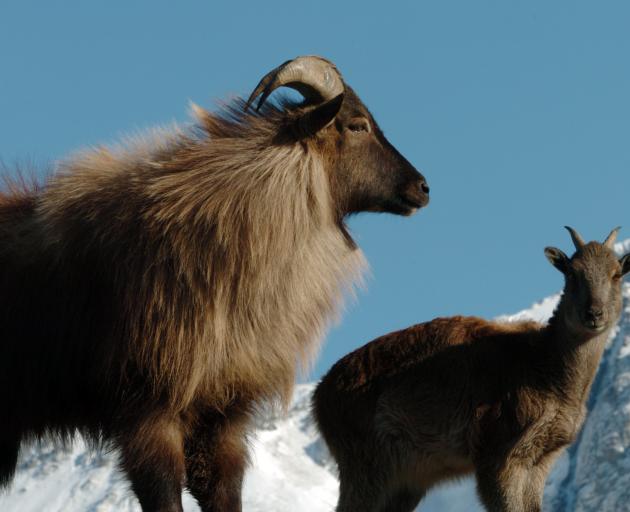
<box><xmin>317</xmin><ymin>88</ymin><xmax>429</xmax><ymax>217</ymax></box>
<box><xmin>546</xmin><ymin>242</ymin><xmax>630</xmax><ymax>335</ymax></box>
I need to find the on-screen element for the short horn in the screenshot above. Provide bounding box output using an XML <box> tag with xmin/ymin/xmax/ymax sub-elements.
<box><xmin>245</xmin><ymin>56</ymin><xmax>345</xmax><ymax>112</ymax></box>
<box><xmin>603</xmin><ymin>226</ymin><xmax>622</xmax><ymax>249</ymax></box>
<box><xmin>565</xmin><ymin>226</ymin><xmax>586</xmax><ymax>250</ymax></box>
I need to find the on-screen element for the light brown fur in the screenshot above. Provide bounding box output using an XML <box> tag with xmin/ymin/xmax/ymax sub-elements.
<box><xmin>1</xmin><ymin>59</ymin><xmax>428</xmax><ymax>512</ymax></box>
<box><xmin>39</xmin><ymin>106</ymin><xmax>366</xmax><ymax>411</ymax></box>
<box><xmin>314</xmin><ymin>231</ymin><xmax>630</xmax><ymax>512</ymax></box>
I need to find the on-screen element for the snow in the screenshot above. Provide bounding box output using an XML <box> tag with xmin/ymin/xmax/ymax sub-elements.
<box><xmin>0</xmin><ymin>387</ymin><xmax>339</xmax><ymax>512</ymax></box>
<box><xmin>2</xmin><ymin>244</ymin><xmax>630</xmax><ymax>511</ymax></box>
<box><xmin>243</xmin><ymin>386</ymin><xmax>338</xmax><ymax>512</ymax></box>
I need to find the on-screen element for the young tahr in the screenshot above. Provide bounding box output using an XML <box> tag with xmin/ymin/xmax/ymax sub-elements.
<box><xmin>314</xmin><ymin>227</ymin><xmax>629</xmax><ymax>512</ymax></box>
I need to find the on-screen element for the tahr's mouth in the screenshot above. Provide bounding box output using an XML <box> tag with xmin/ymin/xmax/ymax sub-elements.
<box><xmin>583</xmin><ymin>320</ymin><xmax>607</xmax><ymax>333</ymax></box>
<box><xmin>396</xmin><ymin>193</ymin><xmax>430</xmax><ymax>216</ymax></box>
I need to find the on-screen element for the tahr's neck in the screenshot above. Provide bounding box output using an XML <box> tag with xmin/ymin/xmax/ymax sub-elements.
<box><xmin>545</xmin><ymin>296</ymin><xmax>612</xmax><ymax>403</ymax></box>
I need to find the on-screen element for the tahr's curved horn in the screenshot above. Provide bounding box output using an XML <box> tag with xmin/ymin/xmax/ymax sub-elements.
<box><xmin>246</xmin><ymin>56</ymin><xmax>344</xmax><ymax>112</ymax></box>
<box><xmin>565</xmin><ymin>226</ymin><xmax>586</xmax><ymax>250</ymax></box>
<box><xmin>603</xmin><ymin>226</ymin><xmax>622</xmax><ymax>249</ymax></box>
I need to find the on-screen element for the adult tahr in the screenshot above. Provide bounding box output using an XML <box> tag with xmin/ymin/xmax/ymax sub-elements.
<box><xmin>0</xmin><ymin>56</ymin><xmax>429</xmax><ymax>512</ymax></box>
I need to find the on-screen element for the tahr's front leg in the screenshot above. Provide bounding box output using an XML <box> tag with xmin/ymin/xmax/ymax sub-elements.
<box><xmin>184</xmin><ymin>406</ymin><xmax>250</xmax><ymax>512</ymax></box>
<box><xmin>475</xmin><ymin>445</ymin><xmax>561</xmax><ymax>512</ymax></box>
<box><xmin>520</xmin><ymin>449</ymin><xmax>563</xmax><ymax>512</ymax></box>
<box><xmin>119</xmin><ymin>416</ymin><xmax>186</xmax><ymax>512</ymax></box>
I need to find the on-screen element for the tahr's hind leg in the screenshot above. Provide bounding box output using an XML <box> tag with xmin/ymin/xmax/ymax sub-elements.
<box><xmin>0</xmin><ymin>432</ymin><xmax>20</xmax><ymax>487</ymax></box>
<box><xmin>119</xmin><ymin>416</ymin><xmax>186</xmax><ymax>512</ymax></box>
<box><xmin>184</xmin><ymin>406</ymin><xmax>250</xmax><ymax>512</ymax></box>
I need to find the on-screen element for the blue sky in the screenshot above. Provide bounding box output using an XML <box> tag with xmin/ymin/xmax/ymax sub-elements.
<box><xmin>1</xmin><ymin>1</ymin><xmax>629</xmax><ymax>379</ymax></box>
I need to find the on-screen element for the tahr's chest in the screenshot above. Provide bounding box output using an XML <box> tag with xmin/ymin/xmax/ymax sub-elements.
<box><xmin>514</xmin><ymin>397</ymin><xmax>586</xmax><ymax>458</ymax></box>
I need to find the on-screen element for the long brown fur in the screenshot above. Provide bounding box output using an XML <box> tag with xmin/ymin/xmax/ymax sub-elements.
<box><xmin>0</xmin><ymin>59</ymin><xmax>429</xmax><ymax>512</ymax></box>
<box><xmin>314</xmin><ymin>234</ymin><xmax>630</xmax><ymax>512</ymax></box>
<box><xmin>0</xmin><ymin>105</ymin><xmax>363</xmax><ymax>507</ymax></box>
<box><xmin>38</xmin><ymin>103</ymin><xmax>366</xmax><ymax>411</ymax></box>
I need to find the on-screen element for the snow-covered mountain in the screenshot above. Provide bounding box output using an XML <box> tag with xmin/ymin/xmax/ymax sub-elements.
<box><xmin>2</xmin><ymin>240</ymin><xmax>630</xmax><ymax>512</ymax></box>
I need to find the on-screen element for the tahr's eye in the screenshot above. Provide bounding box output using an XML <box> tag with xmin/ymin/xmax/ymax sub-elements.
<box><xmin>347</xmin><ymin>118</ymin><xmax>370</xmax><ymax>133</ymax></box>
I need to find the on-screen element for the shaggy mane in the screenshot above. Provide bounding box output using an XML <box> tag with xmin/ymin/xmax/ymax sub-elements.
<box><xmin>32</xmin><ymin>98</ymin><xmax>366</xmax><ymax>411</ymax></box>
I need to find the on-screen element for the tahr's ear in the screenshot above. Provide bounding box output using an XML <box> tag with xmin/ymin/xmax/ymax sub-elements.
<box><xmin>296</xmin><ymin>93</ymin><xmax>344</xmax><ymax>137</ymax></box>
<box><xmin>544</xmin><ymin>247</ymin><xmax>569</xmax><ymax>273</ymax></box>
<box><xmin>620</xmin><ymin>253</ymin><xmax>630</xmax><ymax>276</ymax></box>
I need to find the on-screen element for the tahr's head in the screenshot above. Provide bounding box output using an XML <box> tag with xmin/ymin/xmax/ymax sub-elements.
<box><xmin>246</xmin><ymin>56</ymin><xmax>429</xmax><ymax>218</ymax></box>
<box><xmin>545</xmin><ymin>227</ymin><xmax>630</xmax><ymax>335</ymax></box>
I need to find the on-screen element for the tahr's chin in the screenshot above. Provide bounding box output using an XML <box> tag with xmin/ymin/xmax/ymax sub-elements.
<box><xmin>390</xmin><ymin>194</ymin><xmax>430</xmax><ymax>216</ymax></box>
<box><xmin>361</xmin><ymin>194</ymin><xmax>430</xmax><ymax>216</ymax></box>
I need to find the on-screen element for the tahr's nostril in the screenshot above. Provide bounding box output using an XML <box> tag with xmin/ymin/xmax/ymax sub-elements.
<box><xmin>421</xmin><ymin>182</ymin><xmax>430</xmax><ymax>194</ymax></box>
<box><xmin>587</xmin><ymin>308</ymin><xmax>603</xmax><ymax>320</ymax></box>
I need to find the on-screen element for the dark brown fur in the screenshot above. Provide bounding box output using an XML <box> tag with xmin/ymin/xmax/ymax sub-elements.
<box><xmin>0</xmin><ymin>62</ymin><xmax>428</xmax><ymax>511</ymax></box>
<box><xmin>314</xmin><ymin>232</ymin><xmax>630</xmax><ymax>512</ymax></box>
